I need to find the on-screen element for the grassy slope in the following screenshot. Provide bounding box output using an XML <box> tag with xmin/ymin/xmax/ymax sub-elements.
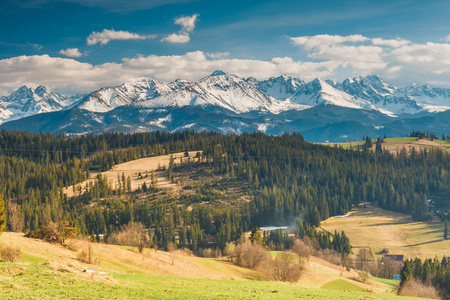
<box><xmin>0</xmin><ymin>232</ymin><xmax>425</xmax><ymax>300</ymax></box>
<box><xmin>320</xmin><ymin>204</ymin><xmax>450</xmax><ymax>259</ymax></box>
<box><xmin>320</xmin><ymin>137</ymin><xmax>450</xmax><ymax>153</ymax></box>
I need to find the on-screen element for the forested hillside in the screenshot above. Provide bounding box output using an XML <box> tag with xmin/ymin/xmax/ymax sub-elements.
<box><xmin>0</xmin><ymin>130</ymin><xmax>449</xmax><ymax>252</ymax></box>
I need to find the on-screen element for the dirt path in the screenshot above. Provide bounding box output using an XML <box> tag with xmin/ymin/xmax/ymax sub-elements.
<box><xmin>63</xmin><ymin>151</ymin><xmax>200</xmax><ymax>197</ymax></box>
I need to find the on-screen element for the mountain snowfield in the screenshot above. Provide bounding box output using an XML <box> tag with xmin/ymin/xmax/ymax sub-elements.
<box><xmin>63</xmin><ymin>71</ymin><xmax>450</xmax><ymax>116</ymax></box>
<box><xmin>1</xmin><ymin>71</ymin><xmax>450</xmax><ymax>142</ymax></box>
<box><xmin>0</xmin><ymin>85</ymin><xmax>81</xmax><ymax>124</ymax></box>
<box><xmin>2</xmin><ymin>71</ymin><xmax>450</xmax><ymax>124</ymax></box>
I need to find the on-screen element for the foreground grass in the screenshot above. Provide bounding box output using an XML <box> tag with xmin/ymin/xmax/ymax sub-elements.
<box><xmin>0</xmin><ymin>261</ymin><xmax>424</xmax><ymax>300</ymax></box>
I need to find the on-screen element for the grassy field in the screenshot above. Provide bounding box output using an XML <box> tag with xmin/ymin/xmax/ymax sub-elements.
<box><xmin>320</xmin><ymin>204</ymin><xmax>450</xmax><ymax>259</ymax></box>
<box><xmin>0</xmin><ymin>232</ymin><xmax>425</xmax><ymax>299</ymax></box>
<box><xmin>321</xmin><ymin>279</ymin><xmax>366</xmax><ymax>292</ymax></box>
<box><xmin>63</xmin><ymin>151</ymin><xmax>200</xmax><ymax>197</ymax></box>
<box><xmin>0</xmin><ymin>261</ymin><xmax>420</xmax><ymax>300</ymax></box>
<box><xmin>321</xmin><ymin>137</ymin><xmax>450</xmax><ymax>153</ymax></box>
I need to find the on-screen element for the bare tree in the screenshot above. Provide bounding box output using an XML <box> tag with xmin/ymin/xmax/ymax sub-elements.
<box><xmin>107</xmin><ymin>222</ymin><xmax>150</xmax><ymax>253</ymax></box>
<box><xmin>8</xmin><ymin>203</ymin><xmax>24</xmax><ymax>232</ymax></box>
<box><xmin>291</xmin><ymin>239</ymin><xmax>310</xmax><ymax>259</ymax></box>
<box><xmin>358</xmin><ymin>248</ymin><xmax>372</xmax><ymax>270</ymax></box>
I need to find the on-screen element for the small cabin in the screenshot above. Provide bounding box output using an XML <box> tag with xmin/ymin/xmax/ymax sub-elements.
<box><xmin>392</xmin><ymin>274</ymin><xmax>401</xmax><ymax>280</ymax></box>
<box><xmin>382</xmin><ymin>254</ymin><xmax>405</xmax><ymax>269</ymax></box>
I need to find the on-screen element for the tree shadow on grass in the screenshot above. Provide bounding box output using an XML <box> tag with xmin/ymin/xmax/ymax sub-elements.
<box><xmin>401</xmin><ymin>239</ymin><xmax>443</xmax><ymax>248</ymax></box>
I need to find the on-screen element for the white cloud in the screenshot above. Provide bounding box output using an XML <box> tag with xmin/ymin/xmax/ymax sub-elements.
<box><xmin>2</xmin><ymin>34</ymin><xmax>450</xmax><ymax>96</ymax></box>
<box><xmin>445</xmin><ymin>34</ymin><xmax>450</xmax><ymax>42</ymax></box>
<box><xmin>0</xmin><ymin>52</ymin><xmax>336</xmax><ymax>95</ymax></box>
<box><xmin>290</xmin><ymin>34</ymin><xmax>368</xmax><ymax>49</ymax></box>
<box><xmin>160</xmin><ymin>34</ymin><xmax>190</xmax><ymax>44</ymax></box>
<box><xmin>371</xmin><ymin>38</ymin><xmax>411</xmax><ymax>48</ymax></box>
<box><xmin>87</xmin><ymin>29</ymin><xmax>155</xmax><ymax>45</ymax></box>
<box><xmin>174</xmin><ymin>14</ymin><xmax>199</xmax><ymax>33</ymax></box>
<box><xmin>161</xmin><ymin>14</ymin><xmax>199</xmax><ymax>44</ymax></box>
<box><xmin>59</xmin><ymin>48</ymin><xmax>84</xmax><ymax>58</ymax></box>
<box><xmin>290</xmin><ymin>34</ymin><xmax>450</xmax><ymax>85</ymax></box>
<box><xmin>207</xmin><ymin>52</ymin><xmax>230</xmax><ymax>59</ymax></box>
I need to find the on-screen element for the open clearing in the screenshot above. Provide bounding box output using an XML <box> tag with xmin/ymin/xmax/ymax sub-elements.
<box><xmin>63</xmin><ymin>151</ymin><xmax>200</xmax><ymax>197</ymax></box>
<box><xmin>0</xmin><ymin>232</ymin><xmax>422</xmax><ymax>299</ymax></box>
<box><xmin>322</xmin><ymin>137</ymin><xmax>450</xmax><ymax>154</ymax></box>
<box><xmin>320</xmin><ymin>204</ymin><xmax>450</xmax><ymax>259</ymax></box>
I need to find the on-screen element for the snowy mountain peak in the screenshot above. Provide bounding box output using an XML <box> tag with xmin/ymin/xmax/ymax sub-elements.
<box><xmin>0</xmin><ymin>85</ymin><xmax>78</xmax><ymax>124</ymax></box>
<box><xmin>210</xmin><ymin>70</ymin><xmax>227</xmax><ymax>76</ymax></box>
<box><xmin>258</xmin><ymin>74</ymin><xmax>305</xmax><ymax>100</ymax></box>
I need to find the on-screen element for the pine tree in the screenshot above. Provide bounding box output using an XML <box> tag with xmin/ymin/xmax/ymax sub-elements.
<box><xmin>444</xmin><ymin>219</ymin><xmax>449</xmax><ymax>240</ymax></box>
<box><xmin>0</xmin><ymin>195</ymin><xmax>6</xmax><ymax>234</ymax></box>
<box><xmin>250</xmin><ymin>226</ymin><xmax>264</xmax><ymax>245</ymax></box>
<box><xmin>400</xmin><ymin>260</ymin><xmax>413</xmax><ymax>287</ymax></box>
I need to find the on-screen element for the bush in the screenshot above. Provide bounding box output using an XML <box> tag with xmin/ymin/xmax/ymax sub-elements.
<box><xmin>357</xmin><ymin>271</ymin><xmax>369</xmax><ymax>283</ymax></box>
<box><xmin>398</xmin><ymin>280</ymin><xmax>440</xmax><ymax>299</ymax></box>
<box><xmin>223</xmin><ymin>242</ymin><xmax>236</xmax><ymax>258</ymax></box>
<box><xmin>1</xmin><ymin>246</ymin><xmax>21</xmax><ymax>262</ymax></box>
<box><xmin>25</xmin><ymin>221</ymin><xmax>79</xmax><ymax>246</ymax></box>
<box><xmin>106</xmin><ymin>222</ymin><xmax>150</xmax><ymax>253</ymax></box>
<box><xmin>233</xmin><ymin>241</ymin><xmax>305</xmax><ymax>282</ymax></box>
<box><xmin>291</xmin><ymin>239</ymin><xmax>310</xmax><ymax>258</ymax></box>
<box><xmin>315</xmin><ymin>248</ymin><xmax>342</xmax><ymax>266</ymax></box>
<box><xmin>77</xmin><ymin>242</ymin><xmax>99</xmax><ymax>265</ymax></box>
<box><xmin>271</xmin><ymin>253</ymin><xmax>304</xmax><ymax>282</ymax></box>
<box><xmin>233</xmin><ymin>242</ymin><xmax>272</xmax><ymax>270</ymax></box>
<box><xmin>198</xmin><ymin>247</ymin><xmax>221</xmax><ymax>258</ymax></box>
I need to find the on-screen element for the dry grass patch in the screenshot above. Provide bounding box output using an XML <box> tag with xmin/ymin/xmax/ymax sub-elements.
<box><xmin>1</xmin><ymin>245</ymin><xmax>21</xmax><ymax>262</ymax></box>
<box><xmin>64</xmin><ymin>151</ymin><xmax>201</xmax><ymax>197</ymax></box>
<box><xmin>320</xmin><ymin>203</ymin><xmax>450</xmax><ymax>259</ymax></box>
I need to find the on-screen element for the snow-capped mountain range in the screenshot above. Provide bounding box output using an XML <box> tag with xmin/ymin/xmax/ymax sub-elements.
<box><xmin>2</xmin><ymin>71</ymin><xmax>450</xmax><ymax>142</ymax></box>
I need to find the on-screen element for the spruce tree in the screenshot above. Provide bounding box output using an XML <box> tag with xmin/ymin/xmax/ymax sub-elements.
<box><xmin>0</xmin><ymin>196</ymin><xmax>6</xmax><ymax>234</ymax></box>
<box><xmin>444</xmin><ymin>219</ymin><xmax>449</xmax><ymax>240</ymax></box>
<box><xmin>250</xmin><ymin>226</ymin><xmax>264</xmax><ymax>245</ymax></box>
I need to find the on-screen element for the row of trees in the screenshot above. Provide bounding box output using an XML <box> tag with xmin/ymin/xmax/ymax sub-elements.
<box><xmin>400</xmin><ymin>257</ymin><xmax>450</xmax><ymax>298</ymax></box>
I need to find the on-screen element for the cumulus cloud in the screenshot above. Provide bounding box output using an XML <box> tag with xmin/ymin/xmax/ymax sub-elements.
<box><xmin>3</xmin><ymin>34</ymin><xmax>450</xmax><ymax>96</ymax></box>
<box><xmin>59</xmin><ymin>48</ymin><xmax>84</xmax><ymax>58</ymax></box>
<box><xmin>160</xmin><ymin>34</ymin><xmax>190</xmax><ymax>44</ymax></box>
<box><xmin>161</xmin><ymin>14</ymin><xmax>199</xmax><ymax>44</ymax></box>
<box><xmin>290</xmin><ymin>34</ymin><xmax>450</xmax><ymax>84</ymax></box>
<box><xmin>371</xmin><ymin>38</ymin><xmax>411</xmax><ymax>48</ymax></box>
<box><xmin>87</xmin><ymin>29</ymin><xmax>155</xmax><ymax>45</ymax></box>
<box><xmin>0</xmin><ymin>52</ymin><xmax>337</xmax><ymax>95</ymax></box>
<box><xmin>174</xmin><ymin>14</ymin><xmax>199</xmax><ymax>33</ymax></box>
<box><xmin>291</xmin><ymin>34</ymin><xmax>368</xmax><ymax>49</ymax></box>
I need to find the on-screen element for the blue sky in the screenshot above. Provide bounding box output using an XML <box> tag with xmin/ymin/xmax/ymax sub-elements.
<box><xmin>1</xmin><ymin>0</ymin><xmax>450</xmax><ymax>95</ymax></box>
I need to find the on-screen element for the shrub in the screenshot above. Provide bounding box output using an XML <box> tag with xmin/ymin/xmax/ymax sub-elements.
<box><xmin>357</xmin><ymin>271</ymin><xmax>369</xmax><ymax>283</ymax></box>
<box><xmin>106</xmin><ymin>222</ymin><xmax>150</xmax><ymax>253</ymax></box>
<box><xmin>1</xmin><ymin>246</ymin><xmax>21</xmax><ymax>262</ymax></box>
<box><xmin>26</xmin><ymin>221</ymin><xmax>79</xmax><ymax>246</ymax></box>
<box><xmin>233</xmin><ymin>242</ymin><xmax>272</xmax><ymax>270</ymax></box>
<box><xmin>223</xmin><ymin>242</ymin><xmax>236</xmax><ymax>259</ymax></box>
<box><xmin>316</xmin><ymin>248</ymin><xmax>342</xmax><ymax>266</ymax></box>
<box><xmin>271</xmin><ymin>253</ymin><xmax>304</xmax><ymax>282</ymax></box>
<box><xmin>77</xmin><ymin>242</ymin><xmax>99</xmax><ymax>265</ymax></box>
<box><xmin>398</xmin><ymin>280</ymin><xmax>440</xmax><ymax>299</ymax></box>
<box><xmin>291</xmin><ymin>239</ymin><xmax>310</xmax><ymax>258</ymax></box>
